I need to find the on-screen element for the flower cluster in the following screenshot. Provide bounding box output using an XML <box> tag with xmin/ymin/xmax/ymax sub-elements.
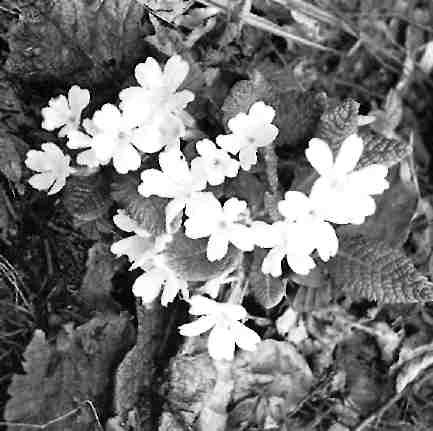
<box><xmin>25</xmin><ymin>54</ymin><xmax>390</xmax><ymax>361</ymax></box>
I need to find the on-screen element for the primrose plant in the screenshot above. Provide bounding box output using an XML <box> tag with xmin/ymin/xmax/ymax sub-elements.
<box><xmin>26</xmin><ymin>54</ymin><xmax>389</xmax><ymax>361</ymax></box>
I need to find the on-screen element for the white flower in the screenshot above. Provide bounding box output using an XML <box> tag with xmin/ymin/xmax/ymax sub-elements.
<box><xmin>252</xmin><ymin>191</ymin><xmax>338</xmax><ymax>276</ymax></box>
<box><xmin>119</xmin><ymin>55</ymin><xmax>194</xmax><ymax>127</ymax></box>
<box><xmin>87</xmin><ymin>104</ymin><xmax>148</xmax><ymax>174</ymax></box>
<box><xmin>306</xmin><ymin>134</ymin><xmax>389</xmax><ymax>225</ymax></box>
<box><xmin>25</xmin><ymin>143</ymin><xmax>72</xmax><ymax>195</ymax></box>
<box><xmin>185</xmin><ymin>193</ymin><xmax>254</xmax><ymax>261</ymax></box>
<box><xmin>67</xmin><ymin>118</ymin><xmax>107</xmax><ymax>168</ymax></box>
<box><xmin>179</xmin><ymin>295</ymin><xmax>261</xmax><ymax>361</ymax></box>
<box><xmin>193</xmin><ymin>139</ymin><xmax>239</xmax><ymax>185</ymax></box>
<box><xmin>253</xmin><ymin>221</ymin><xmax>316</xmax><ymax>277</ymax></box>
<box><xmin>113</xmin><ymin>209</ymin><xmax>150</xmax><ymax>237</ymax></box>
<box><xmin>41</xmin><ymin>85</ymin><xmax>90</xmax><ymax>137</ymax></box>
<box><xmin>216</xmin><ymin>102</ymin><xmax>278</xmax><ymax>170</ymax></box>
<box><xmin>138</xmin><ymin>149</ymin><xmax>207</xmax><ymax>231</ymax></box>
<box><xmin>132</xmin><ymin>263</ymin><xmax>189</xmax><ymax>307</ymax></box>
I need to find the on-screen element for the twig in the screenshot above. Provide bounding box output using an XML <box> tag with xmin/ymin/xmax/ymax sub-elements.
<box><xmin>197</xmin><ymin>0</ymin><xmax>339</xmax><ymax>53</ymax></box>
<box><xmin>353</xmin><ymin>390</ymin><xmax>405</xmax><ymax>431</ymax></box>
<box><xmin>0</xmin><ymin>400</ymin><xmax>103</xmax><ymax>430</ymax></box>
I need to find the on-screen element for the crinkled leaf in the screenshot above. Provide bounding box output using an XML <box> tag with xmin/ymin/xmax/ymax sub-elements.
<box><xmin>356</xmin><ymin>129</ymin><xmax>412</xmax><ymax>169</ymax></box>
<box><xmin>137</xmin><ymin>0</ymin><xmax>191</xmax><ymax>23</ymax></box>
<box><xmin>63</xmin><ymin>173</ymin><xmax>112</xmax><ymax>222</ymax></box>
<box><xmin>5</xmin><ymin>0</ymin><xmax>149</xmax><ymax>85</ymax></box>
<box><xmin>111</xmin><ymin>173</ymin><xmax>168</xmax><ymax>237</ymax></box>
<box><xmin>221</xmin><ymin>73</ymin><xmax>274</xmax><ymax>127</ymax></box>
<box><xmin>5</xmin><ymin>313</ymin><xmax>134</xmax><ymax>431</ymax></box>
<box><xmin>80</xmin><ymin>242</ymin><xmax>121</xmax><ymax>311</ymax></box>
<box><xmin>316</xmin><ymin>98</ymin><xmax>360</xmax><ymax>149</ymax></box>
<box><xmin>163</xmin><ymin>231</ymin><xmax>241</xmax><ymax>281</ymax></box>
<box><xmin>249</xmin><ymin>249</ymin><xmax>285</xmax><ymax>309</ymax></box>
<box><xmin>328</xmin><ymin>234</ymin><xmax>433</xmax><ymax>303</ymax></box>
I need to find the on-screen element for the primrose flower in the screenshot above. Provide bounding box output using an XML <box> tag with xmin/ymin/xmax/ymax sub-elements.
<box><xmin>87</xmin><ymin>103</ymin><xmax>149</xmax><ymax>174</ymax></box>
<box><xmin>306</xmin><ymin>134</ymin><xmax>389</xmax><ymax>225</ymax></box>
<box><xmin>216</xmin><ymin>102</ymin><xmax>278</xmax><ymax>171</ymax></box>
<box><xmin>25</xmin><ymin>143</ymin><xmax>73</xmax><ymax>195</ymax></box>
<box><xmin>253</xmin><ymin>221</ymin><xmax>316</xmax><ymax>277</ymax></box>
<box><xmin>41</xmin><ymin>85</ymin><xmax>90</xmax><ymax>137</ymax></box>
<box><xmin>179</xmin><ymin>295</ymin><xmax>261</xmax><ymax>360</ymax></box>
<box><xmin>67</xmin><ymin>118</ymin><xmax>107</xmax><ymax>168</ymax></box>
<box><xmin>185</xmin><ymin>193</ymin><xmax>254</xmax><ymax>261</ymax></box>
<box><xmin>252</xmin><ymin>191</ymin><xmax>338</xmax><ymax>276</ymax></box>
<box><xmin>119</xmin><ymin>55</ymin><xmax>194</xmax><ymax>127</ymax></box>
<box><xmin>193</xmin><ymin>139</ymin><xmax>239</xmax><ymax>185</ymax></box>
<box><xmin>133</xmin><ymin>262</ymin><xmax>189</xmax><ymax>307</ymax></box>
<box><xmin>138</xmin><ymin>149</ymin><xmax>207</xmax><ymax>231</ymax></box>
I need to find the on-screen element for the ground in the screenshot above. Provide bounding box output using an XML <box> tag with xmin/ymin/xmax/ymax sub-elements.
<box><xmin>1</xmin><ymin>1</ymin><xmax>433</xmax><ymax>430</ymax></box>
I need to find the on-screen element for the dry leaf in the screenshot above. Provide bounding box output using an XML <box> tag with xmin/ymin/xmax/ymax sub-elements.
<box><xmin>6</xmin><ymin>0</ymin><xmax>149</xmax><ymax>84</ymax></box>
<box><xmin>5</xmin><ymin>313</ymin><xmax>134</xmax><ymax>431</ymax></box>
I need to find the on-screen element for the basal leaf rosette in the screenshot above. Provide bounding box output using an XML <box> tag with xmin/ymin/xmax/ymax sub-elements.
<box><xmin>162</xmin><ymin>231</ymin><xmax>242</xmax><ymax>282</ymax></box>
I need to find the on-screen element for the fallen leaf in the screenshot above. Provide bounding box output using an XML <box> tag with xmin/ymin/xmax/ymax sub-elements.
<box><xmin>5</xmin><ymin>0</ymin><xmax>150</xmax><ymax>85</ymax></box>
<box><xmin>5</xmin><ymin>313</ymin><xmax>134</xmax><ymax>431</ymax></box>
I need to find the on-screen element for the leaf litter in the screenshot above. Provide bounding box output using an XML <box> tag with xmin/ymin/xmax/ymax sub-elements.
<box><xmin>3</xmin><ymin>0</ymin><xmax>433</xmax><ymax>430</ymax></box>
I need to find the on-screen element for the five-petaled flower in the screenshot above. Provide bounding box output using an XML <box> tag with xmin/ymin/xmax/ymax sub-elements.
<box><xmin>185</xmin><ymin>193</ymin><xmax>254</xmax><ymax>261</ymax></box>
<box><xmin>306</xmin><ymin>134</ymin><xmax>389</xmax><ymax>225</ymax></box>
<box><xmin>25</xmin><ymin>143</ymin><xmax>73</xmax><ymax>195</ymax></box>
<box><xmin>138</xmin><ymin>149</ymin><xmax>207</xmax><ymax>232</ymax></box>
<box><xmin>216</xmin><ymin>102</ymin><xmax>278</xmax><ymax>171</ymax></box>
<box><xmin>86</xmin><ymin>103</ymin><xmax>148</xmax><ymax>174</ymax></box>
<box><xmin>179</xmin><ymin>295</ymin><xmax>261</xmax><ymax>361</ymax></box>
<box><xmin>252</xmin><ymin>191</ymin><xmax>338</xmax><ymax>276</ymax></box>
<box><xmin>119</xmin><ymin>55</ymin><xmax>194</xmax><ymax>128</ymax></box>
<box><xmin>41</xmin><ymin>85</ymin><xmax>90</xmax><ymax>138</ymax></box>
<box><xmin>193</xmin><ymin>139</ymin><xmax>239</xmax><ymax>185</ymax></box>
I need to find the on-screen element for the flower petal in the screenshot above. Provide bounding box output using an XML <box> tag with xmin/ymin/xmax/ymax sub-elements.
<box><xmin>347</xmin><ymin>164</ymin><xmax>389</xmax><ymax>195</ymax></box>
<box><xmin>68</xmin><ymin>85</ymin><xmax>90</xmax><ymax>116</ymax></box>
<box><xmin>251</xmin><ymin>221</ymin><xmax>282</xmax><ymax>248</ymax></box>
<box><xmin>208</xmin><ymin>325</ymin><xmax>236</xmax><ymax>360</ymax></box>
<box><xmin>28</xmin><ymin>172</ymin><xmax>55</xmax><ymax>192</ymax></box>
<box><xmin>334</xmin><ymin>134</ymin><xmax>364</xmax><ymax>175</ymax></box>
<box><xmin>314</xmin><ymin>220</ymin><xmax>338</xmax><ymax>261</ymax></box>
<box><xmin>286</xmin><ymin>252</ymin><xmax>316</xmax><ymax>275</ymax></box>
<box><xmin>159</xmin><ymin>148</ymin><xmax>192</xmax><ymax>185</ymax></box>
<box><xmin>188</xmin><ymin>295</ymin><xmax>219</xmax><ymax>315</ymax></box>
<box><xmin>216</xmin><ymin>133</ymin><xmax>242</xmax><ymax>155</ymax></box>
<box><xmin>229</xmin><ymin>224</ymin><xmax>255</xmax><ymax>252</ymax></box>
<box><xmin>93</xmin><ymin>104</ymin><xmax>122</xmax><ymax>133</ymax></box>
<box><xmin>239</xmin><ymin>146</ymin><xmax>258</xmax><ymax>171</ymax></box>
<box><xmin>278</xmin><ymin>191</ymin><xmax>313</xmax><ymax>222</ymax></box>
<box><xmin>112</xmin><ymin>143</ymin><xmax>142</xmax><ymax>174</ymax></box>
<box><xmin>231</xmin><ymin>321</ymin><xmax>261</xmax><ymax>351</ymax></box>
<box><xmin>207</xmin><ymin>233</ymin><xmax>229</xmax><ymax>261</ymax></box>
<box><xmin>138</xmin><ymin>169</ymin><xmax>178</xmax><ymax>198</ymax></box>
<box><xmin>76</xmin><ymin>148</ymin><xmax>100</xmax><ymax>167</ymax></box>
<box><xmin>179</xmin><ymin>315</ymin><xmax>217</xmax><ymax>336</ymax></box>
<box><xmin>305</xmin><ymin>138</ymin><xmax>334</xmax><ymax>176</ymax></box>
<box><xmin>41</xmin><ymin>96</ymin><xmax>70</xmax><ymax>130</ymax></box>
<box><xmin>161</xmin><ymin>271</ymin><xmax>188</xmax><ymax>306</ymax></box>
<box><xmin>163</xmin><ymin>55</ymin><xmax>190</xmax><ymax>92</ymax></box>
<box><xmin>248</xmin><ymin>101</ymin><xmax>276</xmax><ymax>123</ymax></box>
<box><xmin>261</xmin><ymin>247</ymin><xmax>285</xmax><ymax>277</ymax></box>
<box><xmin>165</xmin><ymin>198</ymin><xmax>186</xmax><ymax>234</ymax></box>
<box><xmin>135</xmin><ymin>58</ymin><xmax>163</xmax><ymax>89</ymax></box>
<box><xmin>132</xmin><ymin>269</ymin><xmax>166</xmax><ymax>303</ymax></box>
<box><xmin>110</xmin><ymin>235</ymin><xmax>154</xmax><ymax>263</ymax></box>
